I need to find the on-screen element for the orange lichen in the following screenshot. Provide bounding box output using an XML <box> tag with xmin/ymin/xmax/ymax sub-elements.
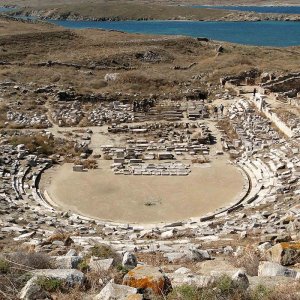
<box><xmin>123</xmin><ymin>266</ymin><xmax>167</xmax><ymax>295</ymax></box>
<box><xmin>280</xmin><ymin>242</ymin><xmax>300</xmax><ymax>250</ymax></box>
<box><xmin>123</xmin><ymin>276</ymin><xmax>165</xmax><ymax>295</ymax></box>
<box><xmin>126</xmin><ymin>295</ymin><xmax>143</xmax><ymax>300</ymax></box>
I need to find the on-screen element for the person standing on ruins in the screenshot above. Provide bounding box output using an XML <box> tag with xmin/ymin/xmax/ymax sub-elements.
<box><xmin>253</xmin><ymin>88</ymin><xmax>257</xmax><ymax>99</ymax></box>
<box><xmin>214</xmin><ymin>106</ymin><xmax>218</xmax><ymax>119</ymax></box>
<box><xmin>219</xmin><ymin>104</ymin><xmax>224</xmax><ymax>116</ymax></box>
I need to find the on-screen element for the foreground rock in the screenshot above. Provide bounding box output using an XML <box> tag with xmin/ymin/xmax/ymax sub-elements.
<box><xmin>95</xmin><ymin>282</ymin><xmax>141</xmax><ymax>300</ymax></box>
<box><xmin>123</xmin><ymin>265</ymin><xmax>172</xmax><ymax>296</ymax></box>
<box><xmin>19</xmin><ymin>277</ymin><xmax>50</xmax><ymax>300</ymax></box>
<box><xmin>184</xmin><ymin>247</ymin><xmax>211</xmax><ymax>261</ymax></box>
<box><xmin>232</xmin><ymin>269</ymin><xmax>249</xmax><ymax>290</ymax></box>
<box><xmin>266</xmin><ymin>242</ymin><xmax>300</xmax><ymax>266</ymax></box>
<box><xmin>258</xmin><ymin>261</ymin><xmax>299</xmax><ymax>278</ymax></box>
<box><xmin>122</xmin><ymin>252</ymin><xmax>137</xmax><ymax>270</ymax></box>
<box><xmin>89</xmin><ymin>257</ymin><xmax>114</xmax><ymax>272</ymax></box>
<box><xmin>30</xmin><ymin>269</ymin><xmax>85</xmax><ymax>285</ymax></box>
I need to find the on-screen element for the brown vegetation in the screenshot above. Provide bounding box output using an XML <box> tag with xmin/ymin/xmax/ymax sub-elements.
<box><xmin>0</xmin><ymin>251</ymin><xmax>52</xmax><ymax>300</ymax></box>
<box><xmin>230</xmin><ymin>246</ymin><xmax>262</xmax><ymax>276</ymax></box>
<box><xmin>9</xmin><ymin>133</ymin><xmax>79</xmax><ymax>157</ymax></box>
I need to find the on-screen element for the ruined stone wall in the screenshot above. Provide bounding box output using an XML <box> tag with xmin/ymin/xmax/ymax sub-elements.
<box><xmin>253</xmin><ymin>96</ymin><xmax>294</xmax><ymax>138</ymax></box>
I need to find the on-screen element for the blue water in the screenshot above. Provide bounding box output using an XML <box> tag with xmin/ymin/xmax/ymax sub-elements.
<box><xmin>0</xmin><ymin>7</ymin><xmax>13</xmax><ymax>12</ymax></box>
<box><xmin>194</xmin><ymin>5</ymin><xmax>300</xmax><ymax>14</ymax></box>
<box><xmin>50</xmin><ymin>20</ymin><xmax>300</xmax><ymax>47</ymax></box>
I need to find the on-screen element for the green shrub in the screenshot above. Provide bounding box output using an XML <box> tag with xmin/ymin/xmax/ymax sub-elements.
<box><xmin>89</xmin><ymin>244</ymin><xmax>117</xmax><ymax>259</ymax></box>
<box><xmin>171</xmin><ymin>285</ymin><xmax>199</xmax><ymax>300</ymax></box>
<box><xmin>36</xmin><ymin>277</ymin><xmax>64</xmax><ymax>292</ymax></box>
<box><xmin>9</xmin><ymin>252</ymin><xmax>52</xmax><ymax>269</ymax></box>
<box><xmin>0</xmin><ymin>258</ymin><xmax>10</xmax><ymax>273</ymax></box>
<box><xmin>215</xmin><ymin>274</ymin><xmax>236</xmax><ymax>296</ymax></box>
<box><xmin>116</xmin><ymin>264</ymin><xmax>130</xmax><ymax>275</ymax></box>
<box><xmin>77</xmin><ymin>259</ymin><xmax>89</xmax><ymax>272</ymax></box>
<box><xmin>251</xmin><ymin>284</ymin><xmax>271</xmax><ymax>300</ymax></box>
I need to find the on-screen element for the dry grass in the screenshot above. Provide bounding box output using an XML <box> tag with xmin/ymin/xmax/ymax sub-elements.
<box><xmin>47</xmin><ymin>229</ymin><xmax>72</xmax><ymax>242</ymax></box>
<box><xmin>0</xmin><ymin>102</ymin><xmax>9</xmax><ymax>128</ymax></box>
<box><xmin>155</xmin><ymin>277</ymin><xmax>300</xmax><ymax>300</ymax></box>
<box><xmin>229</xmin><ymin>246</ymin><xmax>262</xmax><ymax>276</ymax></box>
<box><xmin>136</xmin><ymin>252</ymin><xmax>169</xmax><ymax>267</ymax></box>
<box><xmin>217</xmin><ymin>119</ymin><xmax>239</xmax><ymax>140</ymax></box>
<box><xmin>0</xmin><ymin>250</ymin><xmax>52</xmax><ymax>300</ymax></box>
<box><xmin>0</xmin><ymin>16</ymin><xmax>299</xmax><ymax>98</ymax></box>
<box><xmin>7</xmin><ymin>251</ymin><xmax>52</xmax><ymax>270</ymax></box>
<box><xmin>9</xmin><ymin>133</ymin><xmax>80</xmax><ymax>158</ymax></box>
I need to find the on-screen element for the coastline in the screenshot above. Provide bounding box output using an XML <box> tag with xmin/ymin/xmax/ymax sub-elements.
<box><xmin>8</xmin><ymin>12</ymin><xmax>300</xmax><ymax>22</ymax></box>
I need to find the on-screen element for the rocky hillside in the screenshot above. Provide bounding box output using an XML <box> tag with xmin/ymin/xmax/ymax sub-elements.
<box><xmin>7</xmin><ymin>3</ymin><xmax>300</xmax><ymax>21</ymax></box>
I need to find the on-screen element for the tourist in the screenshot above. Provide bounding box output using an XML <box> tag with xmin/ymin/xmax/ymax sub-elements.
<box><xmin>213</xmin><ymin>106</ymin><xmax>218</xmax><ymax>118</ymax></box>
<box><xmin>253</xmin><ymin>88</ymin><xmax>257</xmax><ymax>99</ymax></box>
<box><xmin>219</xmin><ymin>104</ymin><xmax>224</xmax><ymax>116</ymax></box>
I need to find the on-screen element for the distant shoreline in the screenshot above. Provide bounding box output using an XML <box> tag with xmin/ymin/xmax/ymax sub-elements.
<box><xmin>4</xmin><ymin>3</ymin><xmax>300</xmax><ymax>23</ymax></box>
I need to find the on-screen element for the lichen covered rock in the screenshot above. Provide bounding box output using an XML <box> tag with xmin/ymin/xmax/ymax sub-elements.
<box><xmin>266</xmin><ymin>242</ymin><xmax>300</xmax><ymax>266</ymax></box>
<box><xmin>123</xmin><ymin>265</ymin><xmax>172</xmax><ymax>295</ymax></box>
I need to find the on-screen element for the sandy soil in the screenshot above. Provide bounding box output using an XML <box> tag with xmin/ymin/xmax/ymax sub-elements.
<box><xmin>41</xmin><ymin>159</ymin><xmax>246</xmax><ymax>224</ymax></box>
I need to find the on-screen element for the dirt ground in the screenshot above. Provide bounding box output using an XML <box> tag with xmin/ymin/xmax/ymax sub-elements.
<box><xmin>41</xmin><ymin>159</ymin><xmax>245</xmax><ymax>224</ymax></box>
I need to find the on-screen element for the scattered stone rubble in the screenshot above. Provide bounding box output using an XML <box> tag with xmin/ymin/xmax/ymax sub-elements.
<box><xmin>113</xmin><ymin>162</ymin><xmax>191</xmax><ymax>176</ymax></box>
<box><xmin>104</xmin><ymin>121</ymin><xmax>212</xmax><ymax>176</ymax></box>
<box><xmin>1</xmin><ymin>71</ymin><xmax>300</xmax><ymax>298</ymax></box>
<box><xmin>6</xmin><ymin>110</ymin><xmax>52</xmax><ymax>128</ymax></box>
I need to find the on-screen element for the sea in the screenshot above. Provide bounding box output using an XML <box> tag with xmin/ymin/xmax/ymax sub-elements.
<box><xmin>1</xmin><ymin>5</ymin><xmax>300</xmax><ymax>47</ymax></box>
<box><xmin>49</xmin><ymin>20</ymin><xmax>300</xmax><ymax>47</ymax></box>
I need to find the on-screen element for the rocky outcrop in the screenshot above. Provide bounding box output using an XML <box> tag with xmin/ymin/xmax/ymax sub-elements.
<box><xmin>19</xmin><ymin>277</ymin><xmax>50</xmax><ymax>300</ymax></box>
<box><xmin>30</xmin><ymin>269</ymin><xmax>85</xmax><ymax>286</ymax></box>
<box><xmin>258</xmin><ymin>261</ymin><xmax>299</xmax><ymax>278</ymax></box>
<box><xmin>9</xmin><ymin>9</ymin><xmax>300</xmax><ymax>22</ymax></box>
<box><xmin>266</xmin><ymin>242</ymin><xmax>300</xmax><ymax>266</ymax></box>
<box><xmin>94</xmin><ymin>282</ymin><xmax>141</xmax><ymax>300</ymax></box>
<box><xmin>123</xmin><ymin>266</ymin><xmax>172</xmax><ymax>296</ymax></box>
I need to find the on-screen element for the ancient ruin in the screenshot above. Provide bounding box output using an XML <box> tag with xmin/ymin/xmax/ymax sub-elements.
<box><xmin>0</xmin><ymin>7</ymin><xmax>300</xmax><ymax>300</ymax></box>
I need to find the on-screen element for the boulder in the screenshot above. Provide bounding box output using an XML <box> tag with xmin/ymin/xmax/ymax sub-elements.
<box><xmin>174</xmin><ymin>267</ymin><xmax>192</xmax><ymax>274</ymax></box>
<box><xmin>66</xmin><ymin>249</ymin><xmax>77</xmax><ymax>256</ymax></box>
<box><xmin>258</xmin><ymin>261</ymin><xmax>298</xmax><ymax>278</ymax></box>
<box><xmin>161</xmin><ymin>229</ymin><xmax>175</xmax><ymax>239</ymax></box>
<box><xmin>89</xmin><ymin>257</ymin><xmax>114</xmax><ymax>272</ymax></box>
<box><xmin>122</xmin><ymin>252</ymin><xmax>137</xmax><ymax>270</ymax></box>
<box><xmin>266</xmin><ymin>242</ymin><xmax>300</xmax><ymax>266</ymax></box>
<box><xmin>123</xmin><ymin>265</ymin><xmax>172</xmax><ymax>295</ymax></box>
<box><xmin>257</xmin><ymin>242</ymin><xmax>272</xmax><ymax>252</ymax></box>
<box><xmin>51</xmin><ymin>256</ymin><xmax>82</xmax><ymax>269</ymax></box>
<box><xmin>164</xmin><ymin>252</ymin><xmax>185</xmax><ymax>263</ymax></box>
<box><xmin>168</xmin><ymin>273</ymin><xmax>215</xmax><ymax>288</ymax></box>
<box><xmin>216</xmin><ymin>45</ymin><xmax>224</xmax><ymax>53</ymax></box>
<box><xmin>94</xmin><ymin>282</ymin><xmax>140</xmax><ymax>300</ymax></box>
<box><xmin>232</xmin><ymin>269</ymin><xmax>249</xmax><ymax>290</ymax></box>
<box><xmin>104</xmin><ymin>73</ymin><xmax>119</xmax><ymax>82</ymax></box>
<box><xmin>31</xmin><ymin>269</ymin><xmax>85</xmax><ymax>286</ymax></box>
<box><xmin>19</xmin><ymin>277</ymin><xmax>50</xmax><ymax>300</ymax></box>
<box><xmin>185</xmin><ymin>247</ymin><xmax>211</xmax><ymax>261</ymax></box>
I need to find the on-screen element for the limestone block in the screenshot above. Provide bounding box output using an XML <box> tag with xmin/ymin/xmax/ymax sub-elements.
<box><xmin>123</xmin><ymin>265</ymin><xmax>172</xmax><ymax>295</ymax></box>
<box><xmin>31</xmin><ymin>269</ymin><xmax>85</xmax><ymax>286</ymax></box>
<box><xmin>266</xmin><ymin>242</ymin><xmax>300</xmax><ymax>266</ymax></box>
<box><xmin>258</xmin><ymin>261</ymin><xmax>298</xmax><ymax>278</ymax></box>
<box><xmin>94</xmin><ymin>282</ymin><xmax>139</xmax><ymax>300</ymax></box>
<box><xmin>89</xmin><ymin>257</ymin><xmax>114</xmax><ymax>272</ymax></box>
<box><xmin>122</xmin><ymin>252</ymin><xmax>137</xmax><ymax>269</ymax></box>
<box><xmin>19</xmin><ymin>277</ymin><xmax>49</xmax><ymax>300</ymax></box>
